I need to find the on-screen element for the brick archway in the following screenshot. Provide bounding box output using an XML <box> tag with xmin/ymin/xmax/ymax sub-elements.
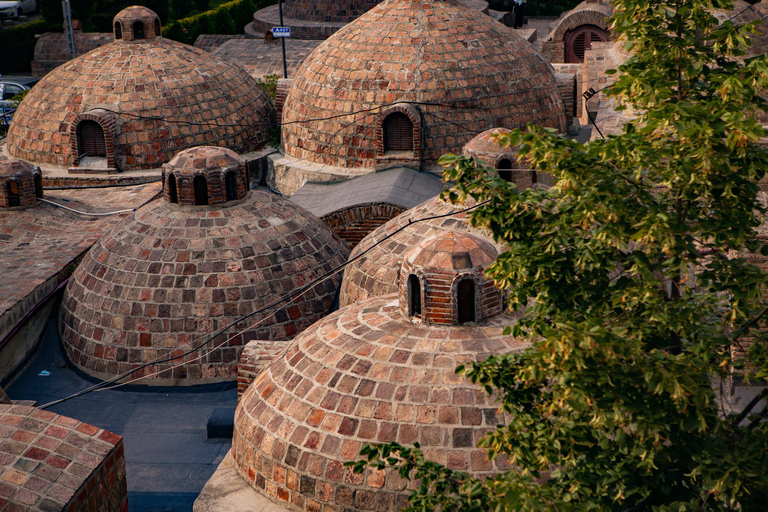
<box><xmin>375</xmin><ymin>104</ymin><xmax>421</xmax><ymax>160</ymax></box>
<box><xmin>70</xmin><ymin>110</ymin><xmax>117</xmax><ymax>169</ymax></box>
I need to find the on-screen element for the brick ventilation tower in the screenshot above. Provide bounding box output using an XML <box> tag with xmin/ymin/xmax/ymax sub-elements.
<box><xmin>59</xmin><ymin>147</ymin><xmax>350</xmax><ymax>385</ymax></box>
<box><xmin>232</xmin><ymin>231</ymin><xmax>524</xmax><ymax>512</ymax></box>
<box><xmin>7</xmin><ymin>6</ymin><xmax>275</xmax><ymax>172</ymax></box>
<box><xmin>0</xmin><ymin>157</ymin><xmax>42</xmax><ymax>209</ymax></box>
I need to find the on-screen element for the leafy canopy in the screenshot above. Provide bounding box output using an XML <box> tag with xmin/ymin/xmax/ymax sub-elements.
<box><xmin>349</xmin><ymin>0</ymin><xmax>768</xmax><ymax>510</ymax></box>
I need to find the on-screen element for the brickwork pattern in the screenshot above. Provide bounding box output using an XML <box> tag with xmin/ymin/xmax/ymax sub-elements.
<box><xmin>194</xmin><ymin>34</ymin><xmax>245</xmax><ymax>53</ymax></box>
<box><xmin>232</xmin><ymin>294</ymin><xmax>523</xmax><ymax>512</ymax></box>
<box><xmin>281</xmin><ymin>0</ymin><xmax>567</xmax><ymax>171</ymax></box>
<box><xmin>0</xmin><ymin>183</ymin><xmax>161</xmax><ymax>320</ymax></box>
<box><xmin>7</xmin><ymin>9</ymin><xmax>275</xmax><ymax>172</ymax></box>
<box><xmin>237</xmin><ymin>339</ymin><xmax>290</xmax><ymax>400</ymax></box>
<box><xmin>321</xmin><ymin>203</ymin><xmax>406</xmax><ymax>249</ymax></box>
<box><xmin>212</xmin><ymin>40</ymin><xmax>321</xmax><ymax>81</ymax></box>
<box><xmin>339</xmin><ymin>196</ymin><xmax>501</xmax><ymax>307</ymax></box>
<box><xmin>399</xmin><ymin>232</ymin><xmax>501</xmax><ymax>325</ymax></box>
<box><xmin>162</xmin><ymin>147</ymin><xmax>248</xmax><ymax>206</ymax></box>
<box><xmin>59</xmin><ymin>189</ymin><xmax>350</xmax><ymax>384</ymax></box>
<box><xmin>283</xmin><ymin>0</ymin><xmax>382</xmax><ymax>22</ymax></box>
<box><xmin>543</xmin><ymin>0</ymin><xmax>613</xmax><ymax>63</ymax></box>
<box><xmin>31</xmin><ymin>33</ymin><xmax>114</xmax><ymax>78</ymax></box>
<box><xmin>275</xmin><ymin>79</ymin><xmax>294</xmax><ymax>127</ymax></box>
<box><xmin>0</xmin><ymin>157</ymin><xmax>41</xmax><ymax>209</ymax></box>
<box><xmin>0</xmin><ymin>405</ymin><xmax>127</xmax><ymax>512</ymax></box>
<box><xmin>114</xmin><ymin>6</ymin><xmax>162</xmax><ymax>41</ymax></box>
<box><xmin>69</xmin><ymin>110</ymin><xmax>118</xmax><ymax>170</ymax></box>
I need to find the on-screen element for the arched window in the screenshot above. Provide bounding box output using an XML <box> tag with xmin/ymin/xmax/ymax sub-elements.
<box><xmin>225</xmin><ymin>171</ymin><xmax>236</xmax><ymax>201</ymax></box>
<box><xmin>565</xmin><ymin>25</ymin><xmax>610</xmax><ymax>63</ymax></box>
<box><xmin>34</xmin><ymin>174</ymin><xmax>42</xmax><ymax>199</ymax></box>
<box><xmin>193</xmin><ymin>176</ymin><xmax>208</xmax><ymax>206</ymax></box>
<box><xmin>408</xmin><ymin>274</ymin><xmax>422</xmax><ymax>318</ymax></box>
<box><xmin>7</xmin><ymin>181</ymin><xmax>20</xmax><ymax>207</ymax></box>
<box><xmin>457</xmin><ymin>279</ymin><xmax>476</xmax><ymax>324</ymax></box>
<box><xmin>114</xmin><ymin>22</ymin><xmax>122</xmax><ymax>39</ymax></box>
<box><xmin>168</xmin><ymin>174</ymin><xmax>178</xmax><ymax>204</ymax></box>
<box><xmin>383</xmin><ymin>113</ymin><xmax>414</xmax><ymax>153</ymax></box>
<box><xmin>496</xmin><ymin>158</ymin><xmax>513</xmax><ymax>182</ymax></box>
<box><xmin>77</xmin><ymin>121</ymin><xmax>106</xmax><ymax>157</ymax></box>
<box><xmin>133</xmin><ymin>21</ymin><xmax>145</xmax><ymax>40</ymax></box>
<box><xmin>154</xmin><ymin>18</ymin><xmax>161</xmax><ymax>37</ymax></box>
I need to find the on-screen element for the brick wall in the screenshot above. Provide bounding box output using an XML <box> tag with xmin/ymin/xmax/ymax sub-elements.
<box><xmin>321</xmin><ymin>203</ymin><xmax>406</xmax><ymax>249</ymax></box>
<box><xmin>237</xmin><ymin>339</ymin><xmax>289</xmax><ymax>399</ymax></box>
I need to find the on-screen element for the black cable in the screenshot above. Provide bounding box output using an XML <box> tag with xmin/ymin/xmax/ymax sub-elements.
<box><xmin>37</xmin><ymin>198</ymin><xmax>491</xmax><ymax>409</ymax></box>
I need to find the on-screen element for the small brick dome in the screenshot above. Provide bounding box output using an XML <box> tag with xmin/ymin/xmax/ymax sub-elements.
<box><xmin>400</xmin><ymin>232</ymin><xmax>501</xmax><ymax>325</ymax></box>
<box><xmin>7</xmin><ymin>7</ymin><xmax>274</xmax><ymax>172</ymax></box>
<box><xmin>283</xmin><ymin>0</ymin><xmax>381</xmax><ymax>22</ymax></box>
<box><xmin>462</xmin><ymin>128</ymin><xmax>540</xmax><ymax>188</ymax></box>
<box><xmin>114</xmin><ymin>5</ymin><xmax>162</xmax><ymax>41</ymax></box>
<box><xmin>339</xmin><ymin>196</ymin><xmax>501</xmax><ymax>307</ymax></box>
<box><xmin>59</xmin><ymin>166</ymin><xmax>350</xmax><ymax>384</ymax></box>
<box><xmin>0</xmin><ymin>156</ymin><xmax>42</xmax><ymax>209</ymax></box>
<box><xmin>232</xmin><ymin>290</ymin><xmax>523</xmax><ymax>512</ymax></box>
<box><xmin>281</xmin><ymin>0</ymin><xmax>567</xmax><ymax>171</ymax></box>
<box><xmin>163</xmin><ymin>147</ymin><xmax>248</xmax><ymax>206</ymax></box>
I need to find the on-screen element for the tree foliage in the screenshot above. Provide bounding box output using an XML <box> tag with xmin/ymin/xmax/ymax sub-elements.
<box><xmin>349</xmin><ymin>0</ymin><xmax>768</xmax><ymax>509</ymax></box>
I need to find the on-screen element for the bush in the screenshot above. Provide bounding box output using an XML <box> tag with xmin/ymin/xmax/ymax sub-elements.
<box><xmin>0</xmin><ymin>19</ymin><xmax>48</xmax><ymax>73</ymax></box>
<box><xmin>163</xmin><ymin>0</ymin><xmax>259</xmax><ymax>42</ymax></box>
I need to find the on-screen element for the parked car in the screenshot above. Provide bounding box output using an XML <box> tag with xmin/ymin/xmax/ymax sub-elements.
<box><xmin>0</xmin><ymin>77</ymin><xmax>37</xmax><ymax>127</ymax></box>
<box><xmin>0</xmin><ymin>0</ymin><xmax>36</xmax><ymax>19</ymax></box>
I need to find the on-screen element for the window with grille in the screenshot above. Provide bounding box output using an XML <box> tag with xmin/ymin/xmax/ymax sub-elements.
<box><xmin>77</xmin><ymin>121</ymin><xmax>106</xmax><ymax>157</ymax></box>
<box><xmin>565</xmin><ymin>25</ymin><xmax>609</xmax><ymax>63</ymax></box>
<box><xmin>193</xmin><ymin>176</ymin><xmax>208</xmax><ymax>206</ymax></box>
<box><xmin>383</xmin><ymin>113</ymin><xmax>414</xmax><ymax>153</ymax></box>
<box><xmin>457</xmin><ymin>279</ymin><xmax>476</xmax><ymax>324</ymax></box>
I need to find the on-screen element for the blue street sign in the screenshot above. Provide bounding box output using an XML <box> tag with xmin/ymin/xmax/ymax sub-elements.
<box><xmin>272</xmin><ymin>27</ymin><xmax>291</xmax><ymax>38</ymax></box>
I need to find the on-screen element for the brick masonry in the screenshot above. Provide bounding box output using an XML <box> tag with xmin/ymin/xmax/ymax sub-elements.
<box><xmin>339</xmin><ymin>196</ymin><xmax>502</xmax><ymax>308</ymax></box>
<box><xmin>0</xmin><ymin>157</ymin><xmax>42</xmax><ymax>209</ymax></box>
<box><xmin>0</xmin><ymin>404</ymin><xmax>127</xmax><ymax>512</ymax></box>
<box><xmin>280</xmin><ymin>0</ymin><xmax>567</xmax><ymax>171</ymax></box>
<box><xmin>31</xmin><ymin>32</ymin><xmax>114</xmax><ymax>78</ymax></box>
<box><xmin>232</xmin><ymin>269</ymin><xmax>524</xmax><ymax>512</ymax></box>
<box><xmin>321</xmin><ymin>203</ymin><xmax>406</xmax><ymax>249</ymax></box>
<box><xmin>7</xmin><ymin>7</ymin><xmax>275</xmax><ymax>172</ymax></box>
<box><xmin>161</xmin><ymin>147</ymin><xmax>249</xmax><ymax>206</ymax></box>
<box><xmin>59</xmin><ymin>186</ymin><xmax>350</xmax><ymax>384</ymax></box>
<box><xmin>237</xmin><ymin>339</ymin><xmax>290</xmax><ymax>400</ymax></box>
<box><xmin>540</xmin><ymin>0</ymin><xmax>613</xmax><ymax>64</ymax></box>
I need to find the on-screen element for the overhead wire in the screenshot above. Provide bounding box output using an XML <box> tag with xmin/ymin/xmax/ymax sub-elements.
<box><xmin>36</xmin><ymin>198</ymin><xmax>491</xmax><ymax>409</ymax></box>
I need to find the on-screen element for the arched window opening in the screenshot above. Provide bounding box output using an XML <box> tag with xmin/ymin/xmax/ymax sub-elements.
<box><xmin>34</xmin><ymin>174</ymin><xmax>43</xmax><ymax>198</ymax></box>
<box><xmin>154</xmin><ymin>18</ymin><xmax>161</xmax><ymax>37</ymax></box>
<box><xmin>408</xmin><ymin>274</ymin><xmax>422</xmax><ymax>318</ymax></box>
<box><xmin>7</xmin><ymin>181</ymin><xmax>20</xmax><ymax>207</ymax></box>
<box><xmin>168</xmin><ymin>174</ymin><xmax>178</xmax><ymax>204</ymax></box>
<box><xmin>193</xmin><ymin>176</ymin><xmax>208</xmax><ymax>206</ymax></box>
<box><xmin>383</xmin><ymin>113</ymin><xmax>414</xmax><ymax>153</ymax></box>
<box><xmin>133</xmin><ymin>21</ymin><xmax>145</xmax><ymax>40</ymax></box>
<box><xmin>457</xmin><ymin>279</ymin><xmax>476</xmax><ymax>324</ymax></box>
<box><xmin>114</xmin><ymin>22</ymin><xmax>122</xmax><ymax>39</ymax></box>
<box><xmin>77</xmin><ymin>121</ymin><xmax>106</xmax><ymax>158</ymax></box>
<box><xmin>565</xmin><ymin>25</ymin><xmax>610</xmax><ymax>63</ymax></box>
<box><xmin>496</xmin><ymin>158</ymin><xmax>513</xmax><ymax>182</ymax></box>
<box><xmin>225</xmin><ymin>171</ymin><xmax>237</xmax><ymax>201</ymax></box>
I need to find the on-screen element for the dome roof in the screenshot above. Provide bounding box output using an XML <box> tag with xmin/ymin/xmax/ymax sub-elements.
<box><xmin>59</xmin><ymin>185</ymin><xmax>350</xmax><ymax>385</ymax></box>
<box><xmin>162</xmin><ymin>146</ymin><xmax>249</xmax><ymax>206</ymax></box>
<box><xmin>283</xmin><ymin>0</ymin><xmax>382</xmax><ymax>22</ymax></box>
<box><xmin>405</xmin><ymin>231</ymin><xmax>497</xmax><ymax>270</ymax></box>
<box><xmin>7</xmin><ymin>7</ymin><xmax>274</xmax><ymax>172</ymax></box>
<box><xmin>0</xmin><ymin>156</ymin><xmax>42</xmax><ymax>208</ymax></box>
<box><xmin>339</xmin><ymin>196</ymin><xmax>501</xmax><ymax>307</ymax></box>
<box><xmin>462</xmin><ymin>128</ymin><xmax>519</xmax><ymax>167</ymax></box>
<box><xmin>114</xmin><ymin>5</ymin><xmax>162</xmax><ymax>41</ymax></box>
<box><xmin>232</xmin><ymin>294</ymin><xmax>524</xmax><ymax>512</ymax></box>
<box><xmin>281</xmin><ymin>0</ymin><xmax>567</xmax><ymax>170</ymax></box>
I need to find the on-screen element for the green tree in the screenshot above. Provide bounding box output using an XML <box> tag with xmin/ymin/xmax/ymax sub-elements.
<box><xmin>350</xmin><ymin>0</ymin><xmax>768</xmax><ymax>509</ymax></box>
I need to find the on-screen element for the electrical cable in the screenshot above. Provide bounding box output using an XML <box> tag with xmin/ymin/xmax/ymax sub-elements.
<box><xmin>36</xmin><ymin>198</ymin><xmax>491</xmax><ymax>410</ymax></box>
<box><xmin>37</xmin><ymin>198</ymin><xmax>137</xmax><ymax>216</ymax></box>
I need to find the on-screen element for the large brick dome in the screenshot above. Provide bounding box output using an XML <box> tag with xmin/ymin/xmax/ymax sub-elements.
<box><xmin>281</xmin><ymin>0</ymin><xmax>567</xmax><ymax>172</ymax></box>
<box><xmin>232</xmin><ymin>232</ymin><xmax>522</xmax><ymax>512</ymax></box>
<box><xmin>59</xmin><ymin>147</ymin><xmax>350</xmax><ymax>385</ymax></box>
<box><xmin>339</xmin><ymin>196</ymin><xmax>501</xmax><ymax>307</ymax></box>
<box><xmin>7</xmin><ymin>7</ymin><xmax>274</xmax><ymax>172</ymax></box>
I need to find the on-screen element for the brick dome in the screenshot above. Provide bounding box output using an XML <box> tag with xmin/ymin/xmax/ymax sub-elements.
<box><xmin>59</xmin><ymin>155</ymin><xmax>350</xmax><ymax>384</ymax></box>
<box><xmin>281</xmin><ymin>0</ymin><xmax>567</xmax><ymax>171</ymax></box>
<box><xmin>462</xmin><ymin>128</ymin><xmax>540</xmax><ymax>188</ymax></box>
<box><xmin>283</xmin><ymin>0</ymin><xmax>381</xmax><ymax>22</ymax></box>
<box><xmin>163</xmin><ymin>146</ymin><xmax>249</xmax><ymax>206</ymax></box>
<box><xmin>7</xmin><ymin>7</ymin><xmax>275</xmax><ymax>172</ymax></box>
<box><xmin>339</xmin><ymin>196</ymin><xmax>501</xmax><ymax>307</ymax></box>
<box><xmin>232</xmin><ymin>290</ymin><xmax>523</xmax><ymax>512</ymax></box>
<box><xmin>0</xmin><ymin>156</ymin><xmax>42</xmax><ymax>209</ymax></box>
<box><xmin>114</xmin><ymin>5</ymin><xmax>162</xmax><ymax>41</ymax></box>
